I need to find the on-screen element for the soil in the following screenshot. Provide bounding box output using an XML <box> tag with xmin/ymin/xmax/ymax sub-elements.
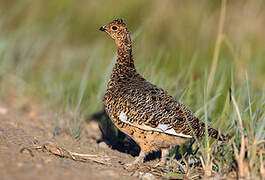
<box><xmin>0</xmin><ymin>101</ymin><xmax>169</xmax><ymax>180</ymax></box>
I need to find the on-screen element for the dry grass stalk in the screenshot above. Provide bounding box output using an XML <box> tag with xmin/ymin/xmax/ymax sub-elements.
<box><xmin>260</xmin><ymin>150</ymin><xmax>265</xmax><ymax>177</ymax></box>
<box><xmin>182</xmin><ymin>158</ymin><xmax>190</xmax><ymax>177</ymax></box>
<box><xmin>231</xmin><ymin>95</ymin><xmax>250</xmax><ymax>179</ymax></box>
<box><xmin>199</xmin><ymin>148</ymin><xmax>213</xmax><ymax>177</ymax></box>
<box><xmin>248</xmin><ymin>137</ymin><xmax>258</xmax><ymax>172</ymax></box>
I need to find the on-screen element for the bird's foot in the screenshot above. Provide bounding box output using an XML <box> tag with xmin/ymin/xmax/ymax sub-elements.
<box><xmin>124</xmin><ymin>161</ymin><xmax>141</xmax><ymax>171</ymax></box>
<box><xmin>154</xmin><ymin>160</ymin><xmax>166</xmax><ymax>168</ymax></box>
<box><xmin>155</xmin><ymin>148</ymin><xmax>168</xmax><ymax>168</ymax></box>
<box><xmin>124</xmin><ymin>151</ymin><xmax>146</xmax><ymax>170</ymax></box>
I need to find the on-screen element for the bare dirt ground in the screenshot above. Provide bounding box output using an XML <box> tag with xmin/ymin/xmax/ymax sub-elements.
<box><xmin>0</xmin><ymin>101</ymin><xmax>170</xmax><ymax>180</ymax></box>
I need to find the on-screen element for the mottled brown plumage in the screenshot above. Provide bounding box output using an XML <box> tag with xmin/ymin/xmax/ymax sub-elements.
<box><xmin>99</xmin><ymin>19</ymin><xmax>226</xmax><ymax>166</ymax></box>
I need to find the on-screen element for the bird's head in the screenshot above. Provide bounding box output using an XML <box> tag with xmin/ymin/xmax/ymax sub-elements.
<box><xmin>99</xmin><ymin>19</ymin><xmax>131</xmax><ymax>47</ymax></box>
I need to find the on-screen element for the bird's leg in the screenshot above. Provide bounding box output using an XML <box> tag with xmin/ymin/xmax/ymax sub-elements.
<box><xmin>126</xmin><ymin>150</ymin><xmax>146</xmax><ymax>167</ymax></box>
<box><xmin>133</xmin><ymin>150</ymin><xmax>146</xmax><ymax>164</ymax></box>
<box><xmin>155</xmin><ymin>148</ymin><xmax>169</xmax><ymax>167</ymax></box>
<box><xmin>184</xmin><ymin>138</ymin><xmax>199</xmax><ymax>157</ymax></box>
<box><xmin>161</xmin><ymin>148</ymin><xmax>169</xmax><ymax>165</ymax></box>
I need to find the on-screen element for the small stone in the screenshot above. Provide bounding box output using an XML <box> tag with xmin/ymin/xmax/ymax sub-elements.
<box><xmin>139</xmin><ymin>172</ymin><xmax>155</xmax><ymax>180</ymax></box>
<box><xmin>0</xmin><ymin>107</ymin><xmax>8</xmax><ymax>115</ymax></box>
<box><xmin>17</xmin><ymin>162</ymin><xmax>24</xmax><ymax>168</ymax></box>
<box><xmin>98</xmin><ymin>142</ymin><xmax>108</xmax><ymax>149</ymax></box>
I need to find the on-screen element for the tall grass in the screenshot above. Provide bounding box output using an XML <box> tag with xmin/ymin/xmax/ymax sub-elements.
<box><xmin>0</xmin><ymin>0</ymin><xmax>264</xmax><ymax>178</ymax></box>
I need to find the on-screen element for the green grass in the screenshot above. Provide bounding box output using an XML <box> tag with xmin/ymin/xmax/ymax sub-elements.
<box><xmin>0</xmin><ymin>0</ymin><xmax>264</xmax><ymax>178</ymax></box>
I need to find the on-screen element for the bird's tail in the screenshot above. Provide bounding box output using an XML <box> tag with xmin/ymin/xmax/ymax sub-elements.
<box><xmin>208</xmin><ymin>127</ymin><xmax>228</xmax><ymax>141</ymax></box>
<box><xmin>200</xmin><ymin>122</ymin><xmax>228</xmax><ymax>141</ymax></box>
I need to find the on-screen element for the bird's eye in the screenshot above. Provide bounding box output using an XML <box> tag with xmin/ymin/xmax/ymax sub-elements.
<box><xmin>111</xmin><ymin>25</ymin><xmax>118</xmax><ymax>31</ymax></box>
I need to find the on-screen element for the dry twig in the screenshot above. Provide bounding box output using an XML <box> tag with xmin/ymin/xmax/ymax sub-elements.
<box><xmin>23</xmin><ymin>142</ymin><xmax>111</xmax><ymax>165</ymax></box>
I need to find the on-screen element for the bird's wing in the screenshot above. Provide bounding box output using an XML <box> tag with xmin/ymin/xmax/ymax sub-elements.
<box><xmin>118</xmin><ymin>111</ymin><xmax>192</xmax><ymax>138</ymax></box>
<box><xmin>116</xmin><ymin>78</ymin><xmax>202</xmax><ymax>138</ymax></box>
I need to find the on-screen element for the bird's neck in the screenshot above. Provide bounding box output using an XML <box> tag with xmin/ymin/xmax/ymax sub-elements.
<box><xmin>115</xmin><ymin>43</ymin><xmax>135</xmax><ymax>72</ymax></box>
<box><xmin>108</xmin><ymin>44</ymin><xmax>136</xmax><ymax>89</ymax></box>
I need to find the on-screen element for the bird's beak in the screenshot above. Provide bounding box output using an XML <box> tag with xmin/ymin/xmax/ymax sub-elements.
<box><xmin>99</xmin><ymin>26</ymin><xmax>106</xmax><ymax>31</ymax></box>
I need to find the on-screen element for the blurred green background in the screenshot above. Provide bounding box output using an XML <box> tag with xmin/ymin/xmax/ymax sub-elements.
<box><xmin>0</xmin><ymin>0</ymin><xmax>264</xmax><ymax>136</ymax></box>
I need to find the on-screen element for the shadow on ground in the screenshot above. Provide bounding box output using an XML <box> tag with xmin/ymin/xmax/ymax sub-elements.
<box><xmin>89</xmin><ymin>109</ymin><xmax>140</xmax><ymax>157</ymax></box>
<box><xmin>88</xmin><ymin>109</ymin><xmax>163</xmax><ymax>161</ymax></box>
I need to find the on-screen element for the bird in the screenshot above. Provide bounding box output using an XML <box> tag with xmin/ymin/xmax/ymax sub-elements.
<box><xmin>99</xmin><ymin>19</ymin><xmax>227</xmax><ymax>167</ymax></box>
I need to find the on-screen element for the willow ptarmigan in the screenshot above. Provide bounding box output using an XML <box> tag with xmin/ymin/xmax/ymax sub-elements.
<box><xmin>99</xmin><ymin>19</ymin><xmax>227</xmax><ymax>166</ymax></box>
